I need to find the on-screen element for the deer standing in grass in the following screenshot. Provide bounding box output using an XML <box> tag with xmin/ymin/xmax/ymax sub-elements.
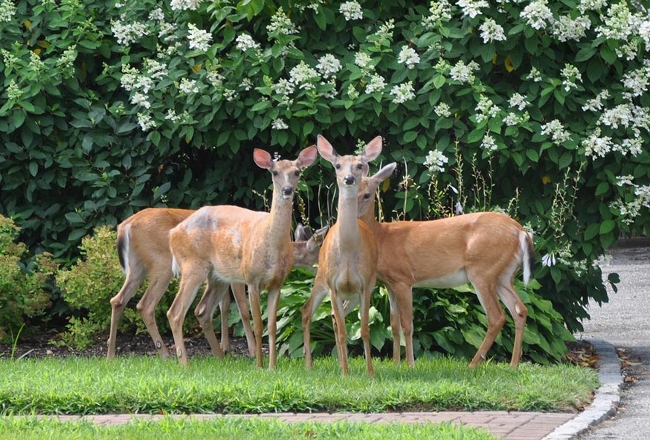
<box><xmin>355</xmin><ymin>164</ymin><xmax>535</xmax><ymax>369</ymax></box>
<box><xmin>107</xmin><ymin>208</ymin><xmax>326</xmax><ymax>360</ymax></box>
<box><xmin>302</xmin><ymin>135</ymin><xmax>380</xmax><ymax>376</ymax></box>
<box><xmin>167</xmin><ymin>145</ymin><xmax>318</xmax><ymax>368</ymax></box>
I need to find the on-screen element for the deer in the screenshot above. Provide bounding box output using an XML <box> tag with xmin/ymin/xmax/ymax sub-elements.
<box><xmin>107</xmin><ymin>208</ymin><xmax>327</xmax><ymax>360</ymax></box>
<box><xmin>167</xmin><ymin>145</ymin><xmax>318</xmax><ymax>368</ymax></box>
<box><xmin>301</xmin><ymin>135</ymin><xmax>381</xmax><ymax>376</ymax></box>
<box><xmin>353</xmin><ymin>163</ymin><xmax>535</xmax><ymax>369</ymax></box>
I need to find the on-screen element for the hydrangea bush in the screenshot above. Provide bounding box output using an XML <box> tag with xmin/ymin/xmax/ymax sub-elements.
<box><xmin>1</xmin><ymin>0</ymin><xmax>648</xmax><ymax>360</ymax></box>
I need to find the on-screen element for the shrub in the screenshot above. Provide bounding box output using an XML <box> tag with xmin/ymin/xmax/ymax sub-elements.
<box><xmin>0</xmin><ymin>215</ymin><xmax>54</xmax><ymax>342</ymax></box>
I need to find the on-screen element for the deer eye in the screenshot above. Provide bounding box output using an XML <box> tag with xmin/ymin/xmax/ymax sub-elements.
<box><xmin>356</xmin><ymin>163</ymin><xmax>363</xmax><ymax>170</ymax></box>
<box><xmin>363</xmin><ymin>193</ymin><xmax>371</xmax><ymax>199</ymax></box>
<box><xmin>335</xmin><ymin>164</ymin><xmax>341</xmax><ymax>170</ymax></box>
<box><xmin>272</xmin><ymin>171</ymin><xmax>279</xmax><ymax>176</ymax></box>
<box><xmin>294</xmin><ymin>170</ymin><xmax>300</xmax><ymax>177</ymax></box>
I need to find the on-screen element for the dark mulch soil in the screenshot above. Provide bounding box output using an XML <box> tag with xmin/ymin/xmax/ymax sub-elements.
<box><xmin>1</xmin><ymin>331</ymin><xmax>596</xmax><ymax>368</ymax></box>
<box><xmin>0</xmin><ymin>332</ymin><xmax>255</xmax><ymax>360</ymax></box>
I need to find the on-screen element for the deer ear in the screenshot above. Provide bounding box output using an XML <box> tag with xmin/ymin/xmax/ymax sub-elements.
<box><xmin>294</xmin><ymin>223</ymin><xmax>312</xmax><ymax>241</ymax></box>
<box><xmin>372</xmin><ymin>162</ymin><xmax>397</xmax><ymax>183</ymax></box>
<box><xmin>362</xmin><ymin>136</ymin><xmax>383</xmax><ymax>162</ymax></box>
<box><xmin>297</xmin><ymin>145</ymin><xmax>318</xmax><ymax>169</ymax></box>
<box><xmin>316</xmin><ymin>135</ymin><xmax>338</xmax><ymax>164</ymax></box>
<box><xmin>253</xmin><ymin>149</ymin><xmax>272</xmax><ymax>170</ymax></box>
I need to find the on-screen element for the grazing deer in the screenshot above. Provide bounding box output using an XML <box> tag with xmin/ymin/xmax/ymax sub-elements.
<box><xmin>302</xmin><ymin>135</ymin><xmax>381</xmax><ymax>376</ymax></box>
<box><xmin>107</xmin><ymin>209</ymin><xmax>327</xmax><ymax>360</ymax></box>
<box><xmin>167</xmin><ymin>145</ymin><xmax>318</xmax><ymax>368</ymax></box>
<box><xmin>355</xmin><ymin>164</ymin><xmax>535</xmax><ymax>369</ymax></box>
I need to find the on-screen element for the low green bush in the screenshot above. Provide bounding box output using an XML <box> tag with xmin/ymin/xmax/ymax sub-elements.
<box><xmin>0</xmin><ymin>215</ymin><xmax>54</xmax><ymax>342</ymax></box>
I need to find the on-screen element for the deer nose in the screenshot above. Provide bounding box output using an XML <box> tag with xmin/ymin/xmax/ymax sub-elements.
<box><xmin>282</xmin><ymin>186</ymin><xmax>294</xmax><ymax>197</ymax></box>
<box><xmin>343</xmin><ymin>175</ymin><xmax>356</xmax><ymax>186</ymax></box>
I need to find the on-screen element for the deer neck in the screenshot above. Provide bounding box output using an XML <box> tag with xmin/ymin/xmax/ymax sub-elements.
<box><xmin>264</xmin><ymin>190</ymin><xmax>293</xmax><ymax>245</ymax></box>
<box><xmin>337</xmin><ymin>186</ymin><xmax>361</xmax><ymax>252</ymax></box>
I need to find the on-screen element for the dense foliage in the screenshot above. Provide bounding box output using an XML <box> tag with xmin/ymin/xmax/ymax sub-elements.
<box><xmin>1</xmin><ymin>0</ymin><xmax>649</xmax><ymax>358</ymax></box>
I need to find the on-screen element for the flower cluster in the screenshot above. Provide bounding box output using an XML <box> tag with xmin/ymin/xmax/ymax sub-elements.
<box><xmin>111</xmin><ymin>19</ymin><xmax>149</xmax><ymax>46</ymax></box>
<box><xmin>541</xmin><ymin>120</ymin><xmax>572</xmax><ymax>145</ymax></box>
<box><xmin>236</xmin><ymin>34</ymin><xmax>261</xmax><ymax>52</ymax></box>
<box><xmin>267</xmin><ymin>7</ymin><xmax>298</xmax><ymax>37</ymax></box>
<box><xmin>475</xmin><ymin>95</ymin><xmax>500</xmax><ymax>123</ymax></box>
<box><xmin>520</xmin><ymin>0</ymin><xmax>553</xmax><ymax>30</ymax></box>
<box><xmin>481</xmin><ymin>134</ymin><xmax>498</xmax><ymax>151</ymax></box>
<box><xmin>390</xmin><ymin>81</ymin><xmax>415</xmax><ymax>104</ymax></box>
<box><xmin>187</xmin><ymin>23</ymin><xmax>212</xmax><ymax>52</ymax></box>
<box><xmin>170</xmin><ymin>0</ymin><xmax>203</xmax><ymax>11</ymax></box>
<box><xmin>365</xmin><ymin>74</ymin><xmax>387</xmax><ymax>95</ymax></box>
<box><xmin>316</xmin><ymin>54</ymin><xmax>342</xmax><ymax>79</ymax></box>
<box><xmin>479</xmin><ymin>18</ymin><xmax>506</xmax><ymax>43</ymax></box>
<box><xmin>449</xmin><ymin>60</ymin><xmax>479</xmax><ymax>84</ymax></box>
<box><xmin>289</xmin><ymin>61</ymin><xmax>320</xmax><ymax>91</ymax></box>
<box><xmin>560</xmin><ymin>63</ymin><xmax>582</xmax><ymax>92</ymax></box>
<box><xmin>422</xmin><ymin>0</ymin><xmax>452</xmax><ymax>30</ymax></box>
<box><xmin>339</xmin><ymin>1</ymin><xmax>363</xmax><ymax>21</ymax></box>
<box><xmin>0</xmin><ymin>0</ymin><xmax>16</xmax><ymax>22</ymax></box>
<box><xmin>424</xmin><ymin>149</ymin><xmax>448</xmax><ymax>174</ymax></box>
<box><xmin>457</xmin><ymin>0</ymin><xmax>488</xmax><ymax>19</ymax></box>
<box><xmin>397</xmin><ymin>46</ymin><xmax>420</xmax><ymax>69</ymax></box>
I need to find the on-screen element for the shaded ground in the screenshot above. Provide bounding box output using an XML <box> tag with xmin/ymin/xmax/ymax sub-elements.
<box><xmin>0</xmin><ymin>332</ymin><xmax>255</xmax><ymax>360</ymax></box>
<box><xmin>1</xmin><ymin>331</ymin><xmax>594</xmax><ymax>367</ymax></box>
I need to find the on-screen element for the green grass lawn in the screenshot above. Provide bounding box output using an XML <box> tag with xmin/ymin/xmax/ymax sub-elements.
<box><xmin>0</xmin><ymin>354</ymin><xmax>598</xmax><ymax>439</ymax></box>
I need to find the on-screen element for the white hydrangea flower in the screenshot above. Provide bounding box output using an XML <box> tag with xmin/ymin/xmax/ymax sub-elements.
<box><xmin>354</xmin><ymin>52</ymin><xmax>373</xmax><ymax>70</ymax></box>
<box><xmin>434</xmin><ymin>102</ymin><xmax>451</xmax><ymax>117</ymax></box>
<box><xmin>179</xmin><ymin>78</ymin><xmax>199</xmax><ymax>94</ymax></box>
<box><xmin>509</xmin><ymin>93</ymin><xmax>529</xmax><ymax>111</ymax></box>
<box><xmin>424</xmin><ymin>149</ymin><xmax>448</xmax><ymax>174</ymax></box>
<box><xmin>479</xmin><ymin>18</ymin><xmax>506</xmax><ymax>43</ymax></box>
<box><xmin>457</xmin><ymin>0</ymin><xmax>488</xmax><ymax>19</ymax></box>
<box><xmin>397</xmin><ymin>46</ymin><xmax>420</xmax><ymax>69</ymax></box>
<box><xmin>130</xmin><ymin>92</ymin><xmax>151</xmax><ymax>109</ymax></box>
<box><xmin>170</xmin><ymin>0</ymin><xmax>203</xmax><ymax>11</ymax></box>
<box><xmin>449</xmin><ymin>60</ymin><xmax>479</xmax><ymax>83</ymax></box>
<box><xmin>339</xmin><ymin>1</ymin><xmax>363</xmax><ymax>21</ymax></box>
<box><xmin>481</xmin><ymin>134</ymin><xmax>498</xmax><ymax>151</ymax></box>
<box><xmin>236</xmin><ymin>33</ymin><xmax>261</xmax><ymax>52</ymax></box>
<box><xmin>187</xmin><ymin>23</ymin><xmax>212</xmax><ymax>52</ymax></box>
<box><xmin>365</xmin><ymin>74</ymin><xmax>386</xmax><ymax>94</ymax></box>
<box><xmin>267</xmin><ymin>7</ymin><xmax>299</xmax><ymax>36</ymax></box>
<box><xmin>0</xmin><ymin>0</ymin><xmax>17</xmax><ymax>22</ymax></box>
<box><xmin>541</xmin><ymin>119</ymin><xmax>572</xmax><ymax>144</ymax></box>
<box><xmin>289</xmin><ymin>61</ymin><xmax>320</xmax><ymax>90</ymax></box>
<box><xmin>520</xmin><ymin>0</ymin><xmax>553</xmax><ymax>30</ymax></box>
<box><xmin>316</xmin><ymin>54</ymin><xmax>342</xmax><ymax>79</ymax></box>
<box><xmin>137</xmin><ymin>113</ymin><xmax>156</xmax><ymax>131</ymax></box>
<box><xmin>272</xmin><ymin>118</ymin><xmax>289</xmax><ymax>130</ymax></box>
<box><xmin>390</xmin><ymin>81</ymin><xmax>415</xmax><ymax>104</ymax></box>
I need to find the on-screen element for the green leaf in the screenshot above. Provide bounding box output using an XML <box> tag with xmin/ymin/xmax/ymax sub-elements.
<box><xmin>595</xmin><ymin>181</ymin><xmax>609</xmax><ymax>196</ymax></box>
<box><xmin>599</xmin><ymin>220</ymin><xmax>616</xmax><ymax>235</ymax></box>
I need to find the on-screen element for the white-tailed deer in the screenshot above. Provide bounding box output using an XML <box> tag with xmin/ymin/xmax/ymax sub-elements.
<box><xmin>356</xmin><ymin>164</ymin><xmax>535</xmax><ymax>369</ymax></box>
<box><xmin>302</xmin><ymin>135</ymin><xmax>380</xmax><ymax>376</ymax></box>
<box><xmin>107</xmin><ymin>208</ymin><xmax>327</xmax><ymax>360</ymax></box>
<box><xmin>167</xmin><ymin>145</ymin><xmax>318</xmax><ymax>368</ymax></box>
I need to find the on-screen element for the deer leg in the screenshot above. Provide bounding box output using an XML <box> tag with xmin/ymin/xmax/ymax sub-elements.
<box><xmin>218</xmin><ymin>289</ymin><xmax>232</xmax><ymax>354</ymax></box>
<box><xmin>330</xmin><ymin>292</ymin><xmax>349</xmax><ymax>376</ymax></box>
<box><xmin>359</xmin><ymin>289</ymin><xmax>375</xmax><ymax>377</ymax></box>
<box><xmin>108</xmin><ymin>269</ymin><xmax>146</xmax><ymax>360</ymax></box>
<box><xmin>230</xmin><ymin>283</ymin><xmax>255</xmax><ymax>357</ymax></box>
<box><xmin>468</xmin><ymin>281</ymin><xmax>507</xmax><ymax>368</ymax></box>
<box><xmin>167</xmin><ymin>264</ymin><xmax>209</xmax><ymax>367</ymax></box>
<box><xmin>194</xmin><ymin>278</ymin><xmax>227</xmax><ymax>360</ymax></box>
<box><xmin>135</xmin><ymin>270</ymin><xmax>174</xmax><ymax>360</ymax></box>
<box><xmin>302</xmin><ymin>275</ymin><xmax>329</xmax><ymax>370</ymax></box>
<box><xmin>248</xmin><ymin>286</ymin><xmax>265</xmax><ymax>368</ymax></box>
<box><xmin>384</xmin><ymin>286</ymin><xmax>402</xmax><ymax>366</ymax></box>
<box><xmin>395</xmin><ymin>284</ymin><xmax>415</xmax><ymax>368</ymax></box>
<box><xmin>266</xmin><ymin>287</ymin><xmax>281</xmax><ymax>370</ymax></box>
<box><xmin>497</xmin><ymin>281</ymin><xmax>528</xmax><ymax>369</ymax></box>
